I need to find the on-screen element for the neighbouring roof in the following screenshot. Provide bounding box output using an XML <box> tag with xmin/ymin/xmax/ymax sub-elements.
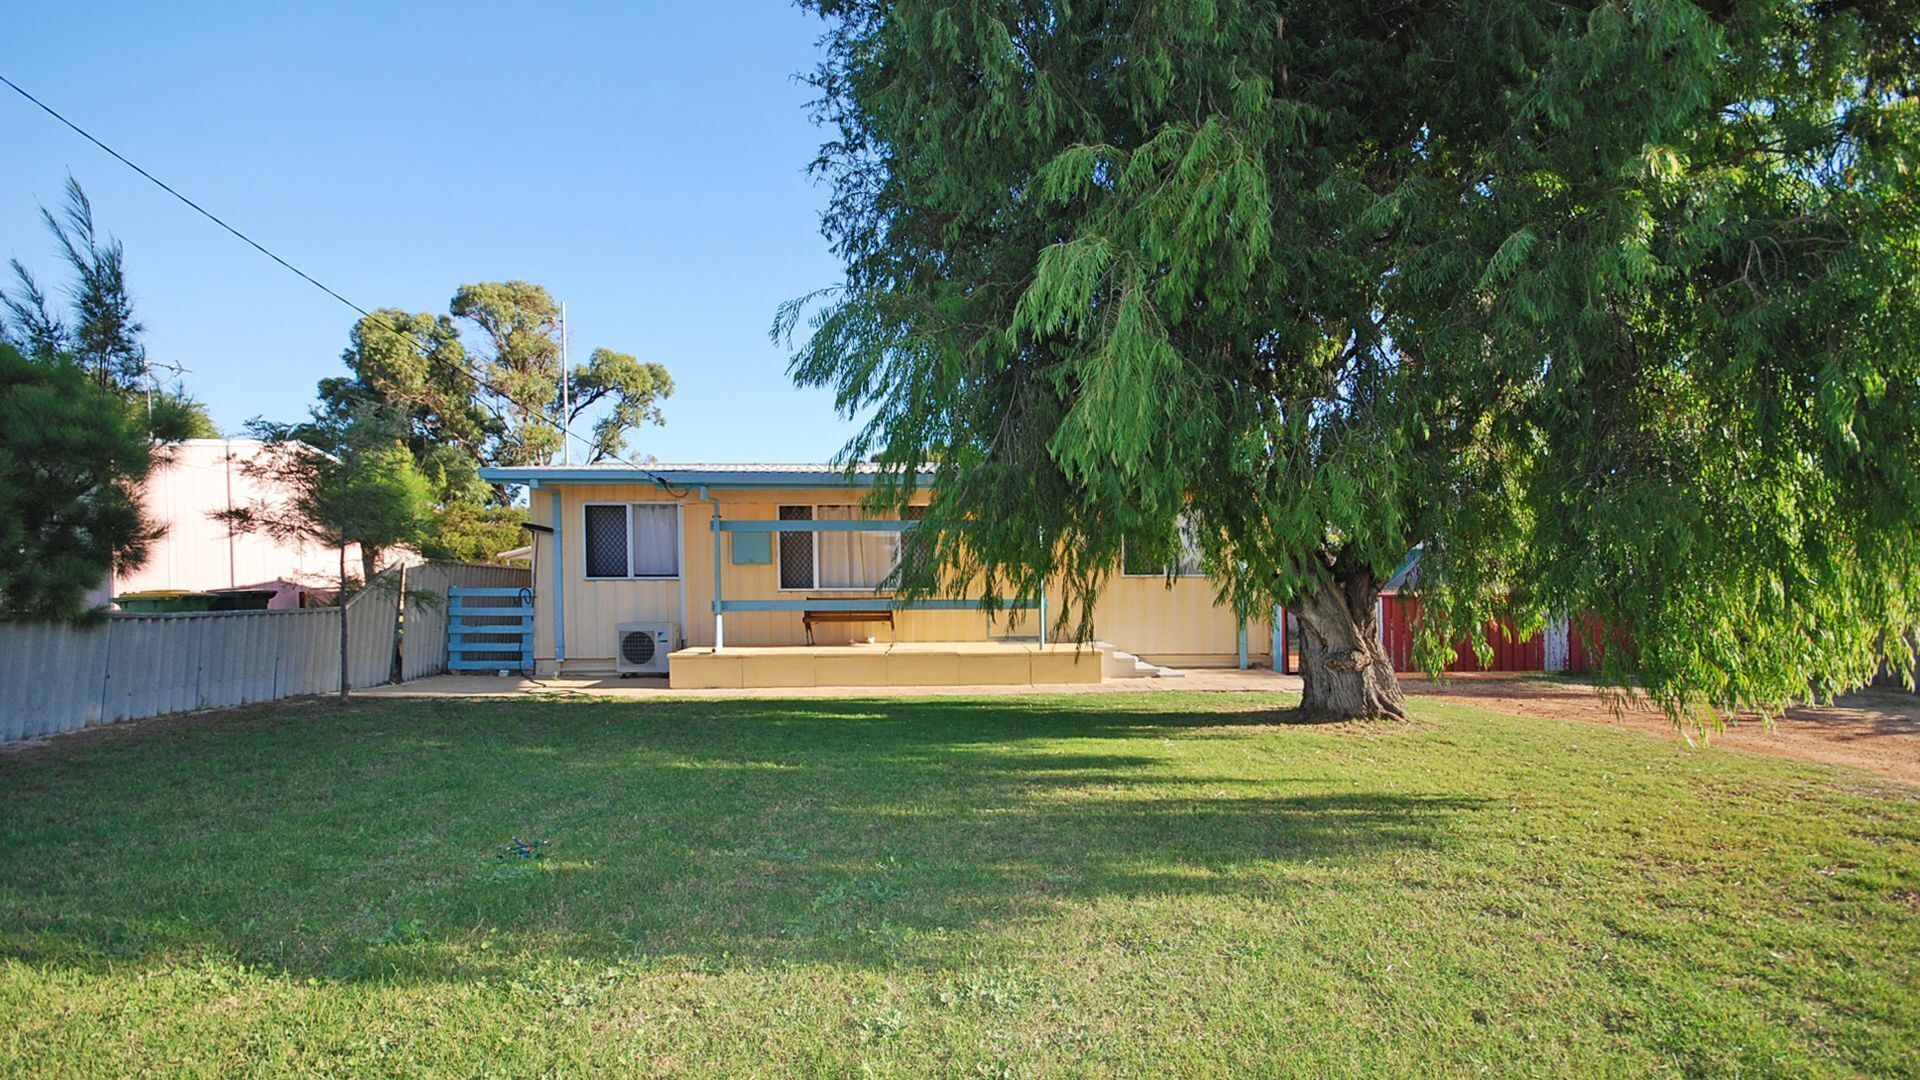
<box><xmin>1382</xmin><ymin>546</ymin><xmax>1423</xmax><ymax>594</ymax></box>
<box><xmin>478</xmin><ymin>462</ymin><xmax>936</xmax><ymax>489</ymax></box>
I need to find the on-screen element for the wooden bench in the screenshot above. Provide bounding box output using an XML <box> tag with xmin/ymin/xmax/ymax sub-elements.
<box><xmin>801</xmin><ymin>600</ymin><xmax>895</xmax><ymax>645</ymax></box>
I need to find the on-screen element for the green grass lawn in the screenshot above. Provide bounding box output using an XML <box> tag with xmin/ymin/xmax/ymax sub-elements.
<box><xmin>2</xmin><ymin>691</ymin><xmax>1916</xmax><ymax>1077</ymax></box>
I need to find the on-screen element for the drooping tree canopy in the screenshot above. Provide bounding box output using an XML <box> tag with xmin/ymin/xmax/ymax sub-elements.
<box><xmin>450</xmin><ymin>281</ymin><xmax>675</xmax><ymax>467</ymax></box>
<box><xmin>784</xmin><ymin>0</ymin><xmax>1920</xmax><ymax>720</ymax></box>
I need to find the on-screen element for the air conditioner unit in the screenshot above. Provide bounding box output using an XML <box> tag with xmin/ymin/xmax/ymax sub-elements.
<box><xmin>615</xmin><ymin>622</ymin><xmax>679</xmax><ymax>676</ymax></box>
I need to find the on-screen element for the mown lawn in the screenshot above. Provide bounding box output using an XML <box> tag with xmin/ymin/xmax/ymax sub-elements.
<box><xmin>1</xmin><ymin>691</ymin><xmax>1916</xmax><ymax>1076</ymax></box>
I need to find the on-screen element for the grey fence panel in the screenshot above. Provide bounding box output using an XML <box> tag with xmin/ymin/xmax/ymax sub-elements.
<box><xmin>101</xmin><ymin>616</ymin><xmax>181</xmax><ymax>721</ymax></box>
<box><xmin>276</xmin><ymin>608</ymin><xmax>336</xmax><ymax>699</ymax></box>
<box><xmin>347</xmin><ymin>585</ymin><xmax>398</xmax><ymax>691</ymax></box>
<box><xmin>0</xmin><ymin>562</ymin><xmax>528</xmax><ymax>742</ymax></box>
<box><xmin>1</xmin><ymin>621</ymin><xmax>110</xmax><ymax>739</ymax></box>
<box><xmin>194</xmin><ymin>612</ymin><xmax>280</xmax><ymax>709</ymax></box>
<box><xmin>196</xmin><ymin>615</ymin><xmax>239</xmax><ymax>710</ymax></box>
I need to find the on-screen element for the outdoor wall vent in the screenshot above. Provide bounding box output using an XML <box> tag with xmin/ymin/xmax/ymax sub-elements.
<box><xmin>616</xmin><ymin>622</ymin><xmax>679</xmax><ymax>676</ymax></box>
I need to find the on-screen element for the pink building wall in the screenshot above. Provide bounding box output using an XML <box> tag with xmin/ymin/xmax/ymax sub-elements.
<box><xmin>107</xmin><ymin>439</ymin><xmax>378</xmax><ymax>610</ymax></box>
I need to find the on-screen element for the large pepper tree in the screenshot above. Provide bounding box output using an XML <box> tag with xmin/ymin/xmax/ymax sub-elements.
<box><xmin>783</xmin><ymin>0</ymin><xmax>1920</xmax><ymax>721</ymax></box>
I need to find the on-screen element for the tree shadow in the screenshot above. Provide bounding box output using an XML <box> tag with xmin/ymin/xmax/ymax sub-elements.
<box><xmin>0</xmin><ymin>695</ymin><xmax>1482</xmax><ymax>985</ymax></box>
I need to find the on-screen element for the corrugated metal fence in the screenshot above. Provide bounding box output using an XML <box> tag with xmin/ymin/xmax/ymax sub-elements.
<box><xmin>1378</xmin><ymin>595</ymin><xmax>1569</xmax><ymax>673</ymax></box>
<box><xmin>0</xmin><ymin>562</ymin><xmax>530</xmax><ymax>742</ymax></box>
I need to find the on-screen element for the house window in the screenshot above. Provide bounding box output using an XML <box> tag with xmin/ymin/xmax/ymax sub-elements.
<box><xmin>777</xmin><ymin>504</ymin><xmax>899</xmax><ymax>590</ymax></box>
<box><xmin>778</xmin><ymin>505</ymin><xmax>814</xmax><ymax>589</ymax></box>
<box><xmin>1122</xmin><ymin>516</ymin><xmax>1206</xmax><ymax>578</ymax></box>
<box><xmin>818</xmin><ymin>505</ymin><xmax>896</xmax><ymax>589</ymax></box>
<box><xmin>584</xmin><ymin>505</ymin><xmax>629</xmax><ymax>578</ymax></box>
<box><xmin>583</xmin><ymin>503</ymin><xmax>680</xmax><ymax>579</ymax></box>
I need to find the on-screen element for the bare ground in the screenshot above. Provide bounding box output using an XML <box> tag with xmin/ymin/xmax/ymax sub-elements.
<box><xmin>1401</xmin><ymin>672</ymin><xmax>1920</xmax><ymax>787</ymax></box>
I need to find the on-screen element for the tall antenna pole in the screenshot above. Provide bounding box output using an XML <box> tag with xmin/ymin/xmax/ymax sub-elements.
<box><xmin>560</xmin><ymin>301</ymin><xmax>571</xmax><ymax>465</ymax></box>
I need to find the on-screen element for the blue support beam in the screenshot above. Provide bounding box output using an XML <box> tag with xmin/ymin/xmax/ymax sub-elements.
<box><xmin>710</xmin><ymin>493</ymin><xmax>724</xmax><ymax>649</ymax></box>
<box><xmin>716</xmin><ymin>598</ymin><xmax>1039</xmax><ymax>614</ymax></box>
<box><xmin>1271</xmin><ymin>606</ymin><xmax>1285</xmax><ymax>673</ymax></box>
<box><xmin>717</xmin><ymin>519</ymin><xmax>915</xmax><ymax>533</ymax></box>
<box><xmin>549</xmin><ymin>488</ymin><xmax>565</xmax><ymax>662</ymax></box>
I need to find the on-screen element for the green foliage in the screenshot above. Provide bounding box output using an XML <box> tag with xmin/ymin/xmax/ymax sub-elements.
<box><xmin>220</xmin><ymin>402</ymin><xmax>435</xmax><ymax>588</ymax></box>
<box><xmin>149</xmin><ymin>390</ymin><xmax>221</xmax><ymax>439</ymax></box>
<box><xmin>328</xmin><ymin>308</ymin><xmax>493</xmax><ymax>462</ymax></box>
<box><xmin>449</xmin><ymin>281</ymin><xmax>675</xmax><ymax>466</ymax></box>
<box><xmin>568</xmin><ymin>346</ymin><xmax>674</xmax><ymax>464</ymax></box>
<box><xmin>1</xmin><ymin>176</ymin><xmax>215</xmax><ymax>442</ymax></box>
<box><xmin>312</xmin><ymin>284</ymin><xmax>670</xmax><ymax>558</ymax></box>
<box><xmin>451</xmin><ymin>281</ymin><xmax>567</xmax><ymax>467</ymax></box>
<box><xmin>0</xmin><ymin>342</ymin><xmax>156</xmax><ymax>619</ymax></box>
<box><xmin>2</xmin><ymin>177</ymin><xmax>145</xmax><ymax>387</ymax></box>
<box><xmin>786</xmin><ymin>0</ymin><xmax>1920</xmax><ymax>720</ymax></box>
<box><xmin>422</xmin><ymin>498</ymin><xmax>531</xmax><ymax>564</ymax></box>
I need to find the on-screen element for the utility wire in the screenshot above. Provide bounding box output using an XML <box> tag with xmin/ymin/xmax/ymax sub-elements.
<box><xmin>0</xmin><ymin>70</ymin><xmax>682</xmax><ymax>491</ymax></box>
<box><xmin>1</xmin><ymin>72</ymin><xmax>377</xmax><ymax>322</ymax></box>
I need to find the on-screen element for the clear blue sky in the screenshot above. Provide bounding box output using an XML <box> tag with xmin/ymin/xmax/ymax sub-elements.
<box><xmin>1</xmin><ymin>2</ymin><xmax>861</xmax><ymax>463</ymax></box>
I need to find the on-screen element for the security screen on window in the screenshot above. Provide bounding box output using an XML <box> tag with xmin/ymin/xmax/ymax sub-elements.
<box><xmin>779</xmin><ymin>505</ymin><xmax>814</xmax><ymax>589</ymax></box>
<box><xmin>778</xmin><ymin>504</ymin><xmax>896</xmax><ymax>590</ymax></box>
<box><xmin>584</xmin><ymin>504</ymin><xmax>679</xmax><ymax>579</ymax></box>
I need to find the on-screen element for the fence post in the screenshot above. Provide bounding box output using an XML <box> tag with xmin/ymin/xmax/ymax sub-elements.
<box><xmin>391</xmin><ymin>564</ymin><xmax>408</xmax><ymax>683</ymax></box>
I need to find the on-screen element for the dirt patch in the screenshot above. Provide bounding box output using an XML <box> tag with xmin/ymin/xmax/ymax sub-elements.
<box><xmin>1402</xmin><ymin>673</ymin><xmax>1920</xmax><ymax>786</ymax></box>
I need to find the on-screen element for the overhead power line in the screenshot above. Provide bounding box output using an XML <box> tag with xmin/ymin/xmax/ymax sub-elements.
<box><xmin>0</xmin><ymin>70</ymin><xmax>679</xmax><ymax>490</ymax></box>
<box><xmin>0</xmin><ymin>72</ymin><xmax>376</xmax><ymax>321</ymax></box>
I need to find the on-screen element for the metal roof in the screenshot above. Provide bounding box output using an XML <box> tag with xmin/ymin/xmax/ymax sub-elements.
<box><xmin>1382</xmin><ymin>546</ymin><xmax>1423</xmax><ymax>594</ymax></box>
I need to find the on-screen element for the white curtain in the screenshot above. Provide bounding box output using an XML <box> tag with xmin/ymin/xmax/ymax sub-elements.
<box><xmin>629</xmin><ymin>505</ymin><xmax>679</xmax><ymax>577</ymax></box>
<box><xmin>817</xmin><ymin>505</ymin><xmax>895</xmax><ymax>590</ymax></box>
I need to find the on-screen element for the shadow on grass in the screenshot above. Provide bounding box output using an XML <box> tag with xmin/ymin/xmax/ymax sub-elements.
<box><xmin>0</xmin><ymin>694</ymin><xmax>1480</xmax><ymax>985</ymax></box>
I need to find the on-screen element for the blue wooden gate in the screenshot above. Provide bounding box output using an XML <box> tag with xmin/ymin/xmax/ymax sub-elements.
<box><xmin>447</xmin><ymin>586</ymin><xmax>534</xmax><ymax>673</ymax></box>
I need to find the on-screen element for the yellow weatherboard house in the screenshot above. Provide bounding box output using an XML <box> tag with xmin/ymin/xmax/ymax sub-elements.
<box><xmin>478</xmin><ymin>463</ymin><xmax>1279</xmax><ymax>689</ymax></box>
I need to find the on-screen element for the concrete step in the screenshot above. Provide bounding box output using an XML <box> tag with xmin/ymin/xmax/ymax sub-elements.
<box><xmin>1094</xmin><ymin>642</ymin><xmax>1174</xmax><ymax>679</ymax></box>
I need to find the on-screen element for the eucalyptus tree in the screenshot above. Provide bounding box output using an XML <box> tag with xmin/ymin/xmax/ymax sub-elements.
<box><xmin>451</xmin><ymin>281</ymin><xmax>675</xmax><ymax>466</ymax></box>
<box><xmin>319</xmin><ymin>286</ymin><xmax>675</xmax><ymax>561</ymax></box>
<box><xmin>784</xmin><ymin>0</ymin><xmax>1920</xmax><ymax>720</ymax></box>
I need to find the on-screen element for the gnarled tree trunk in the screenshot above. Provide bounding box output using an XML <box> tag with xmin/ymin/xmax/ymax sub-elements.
<box><xmin>1294</xmin><ymin>572</ymin><xmax>1406</xmax><ymax>720</ymax></box>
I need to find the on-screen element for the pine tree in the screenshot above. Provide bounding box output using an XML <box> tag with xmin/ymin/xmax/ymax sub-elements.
<box><xmin>0</xmin><ymin>342</ymin><xmax>156</xmax><ymax>618</ymax></box>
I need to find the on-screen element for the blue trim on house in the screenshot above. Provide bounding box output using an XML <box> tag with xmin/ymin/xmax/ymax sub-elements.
<box><xmin>549</xmin><ymin>487</ymin><xmax>565</xmax><ymax>662</ymax></box>
<box><xmin>480</xmin><ymin>465</ymin><xmax>936</xmax><ymax>489</ymax></box>
<box><xmin>717</xmin><ymin>519</ymin><xmax>915</xmax><ymax>533</ymax></box>
<box><xmin>716</xmin><ymin>598</ymin><xmax>1039</xmax><ymax>613</ymax></box>
<box><xmin>1271</xmin><ymin>606</ymin><xmax>1285</xmax><ymax>673</ymax></box>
